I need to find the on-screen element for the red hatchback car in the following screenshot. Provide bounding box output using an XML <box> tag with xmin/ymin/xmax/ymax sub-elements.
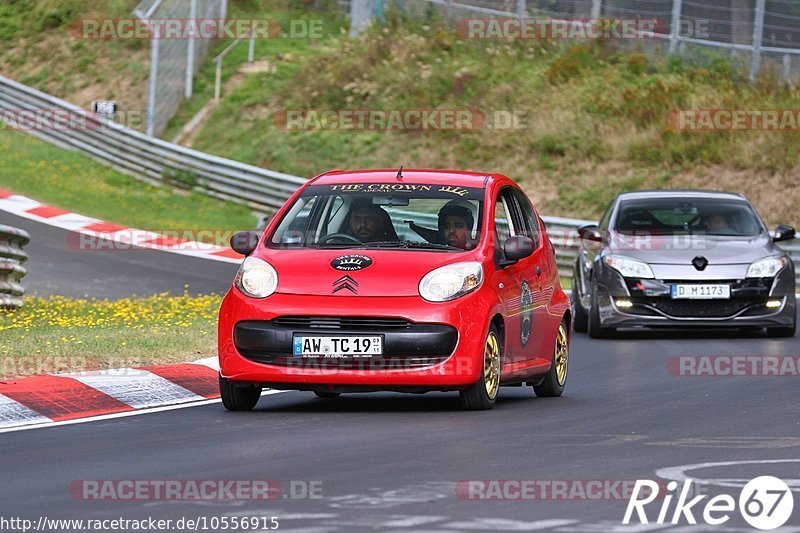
<box><xmin>218</xmin><ymin>169</ymin><xmax>571</xmax><ymax>410</ymax></box>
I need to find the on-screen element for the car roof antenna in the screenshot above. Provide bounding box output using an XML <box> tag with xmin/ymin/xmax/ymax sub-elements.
<box><xmin>395</xmin><ymin>166</ymin><xmax>404</xmax><ymax>180</ymax></box>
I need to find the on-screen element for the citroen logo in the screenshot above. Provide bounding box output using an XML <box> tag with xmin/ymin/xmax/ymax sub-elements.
<box><xmin>332</xmin><ymin>275</ymin><xmax>359</xmax><ymax>294</ymax></box>
<box><xmin>692</xmin><ymin>256</ymin><xmax>709</xmax><ymax>271</ymax></box>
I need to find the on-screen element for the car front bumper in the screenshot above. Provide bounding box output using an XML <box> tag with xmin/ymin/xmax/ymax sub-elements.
<box><xmin>593</xmin><ymin>266</ymin><xmax>797</xmax><ymax>328</ymax></box>
<box><xmin>218</xmin><ymin>288</ymin><xmax>501</xmax><ymax>390</ymax></box>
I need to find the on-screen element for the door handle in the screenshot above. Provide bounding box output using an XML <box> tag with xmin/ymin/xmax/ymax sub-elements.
<box><xmin>536</xmin><ymin>266</ymin><xmax>542</xmax><ymax>276</ymax></box>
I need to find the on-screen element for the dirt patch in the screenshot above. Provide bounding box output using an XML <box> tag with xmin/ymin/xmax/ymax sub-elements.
<box><xmin>1</xmin><ymin>32</ymin><xmax>150</xmax><ymax>129</ymax></box>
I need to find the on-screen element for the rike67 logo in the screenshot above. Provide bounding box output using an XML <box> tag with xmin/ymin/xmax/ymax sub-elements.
<box><xmin>624</xmin><ymin>476</ymin><xmax>794</xmax><ymax>530</ymax></box>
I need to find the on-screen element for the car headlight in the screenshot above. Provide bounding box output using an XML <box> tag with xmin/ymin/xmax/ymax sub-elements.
<box><xmin>746</xmin><ymin>256</ymin><xmax>787</xmax><ymax>278</ymax></box>
<box><xmin>604</xmin><ymin>254</ymin><xmax>654</xmax><ymax>279</ymax></box>
<box><xmin>419</xmin><ymin>261</ymin><xmax>483</xmax><ymax>302</ymax></box>
<box><xmin>235</xmin><ymin>257</ymin><xmax>278</xmax><ymax>298</ymax></box>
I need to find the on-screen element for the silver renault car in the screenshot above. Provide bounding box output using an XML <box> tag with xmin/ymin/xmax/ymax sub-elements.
<box><xmin>572</xmin><ymin>190</ymin><xmax>797</xmax><ymax>338</ymax></box>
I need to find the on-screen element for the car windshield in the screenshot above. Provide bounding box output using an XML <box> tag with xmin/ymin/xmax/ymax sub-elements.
<box><xmin>269</xmin><ymin>183</ymin><xmax>484</xmax><ymax>251</ymax></box>
<box><xmin>614</xmin><ymin>198</ymin><xmax>764</xmax><ymax>237</ymax></box>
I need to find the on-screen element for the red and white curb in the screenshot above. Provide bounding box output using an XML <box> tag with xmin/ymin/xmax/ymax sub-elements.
<box><xmin>0</xmin><ymin>357</ymin><xmax>226</xmax><ymax>430</ymax></box>
<box><xmin>0</xmin><ymin>188</ymin><xmax>243</xmax><ymax>264</ymax></box>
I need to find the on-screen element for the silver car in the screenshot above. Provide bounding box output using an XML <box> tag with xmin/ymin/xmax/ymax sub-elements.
<box><xmin>572</xmin><ymin>190</ymin><xmax>797</xmax><ymax>338</ymax></box>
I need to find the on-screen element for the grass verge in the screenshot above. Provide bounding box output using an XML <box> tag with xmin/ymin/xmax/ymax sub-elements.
<box><xmin>0</xmin><ymin>128</ymin><xmax>258</xmax><ymax>233</ymax></box>
<box><xmin>187</xmin><ymin>9</ymin><xmax>800</xmax><ymax>227</ymax></box>
<box><xmin>0</xmin><ymin>293</ymin><xmax>221</xmax><ymax>377</ymax></box>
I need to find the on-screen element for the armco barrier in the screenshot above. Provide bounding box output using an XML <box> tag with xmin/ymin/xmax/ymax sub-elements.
<box><xmin>0</xmin><ymin>75</ymin><xmax>306</xmax><ymax>213</ymax></box>
<box><xmin>1</xmin><ymin>76</ymin><xmax>797</xmax><ymax>286</ymax></box>
<box><xmin>0</xmin><ymin>225</ymin><xmax>30</xmax><ymax>309</ymax></box>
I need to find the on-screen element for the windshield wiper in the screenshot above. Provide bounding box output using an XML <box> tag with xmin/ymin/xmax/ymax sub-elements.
<box><xmin>360</xmin><ymin>241</ymin><xmax>409</xmax><ymax>248</ymax></box>
<box><xmin>361</xmin><ymin>240</ymin><xmax>461</xmax><ymax>251</ymax></box>
<box><xmin>402</xmin><ymin>242</ymin><xmax>462</xmax><ymax>251</ymax></box>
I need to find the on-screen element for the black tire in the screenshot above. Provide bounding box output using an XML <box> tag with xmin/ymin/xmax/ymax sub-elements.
<box><xmin>314</xmin><ymin>391</ymin><xmax>341</xmax><ymax>398</ymax></box>
<box><xmin>219</xmin><ymin>374</ymin><xmax>262</xmax><ymax>411</ymax></box>
<box><xmin>571</xmin><ymin>267</ymin><xmax>588</xmax><ymax>333</ymax></box>
<box><xmin>533</xmin><ymin>319</ymin><xmax>569</xmax><ymax>397</ymax></box>
<box><xmin>459</xmin><ymin>324</ymin><xmax>502</xmax><ymax>410</ymax></box>
<box><xmin>588</xmin><ymin>284</ymin><xmax>615</xmax><ymax>339</ymax></box>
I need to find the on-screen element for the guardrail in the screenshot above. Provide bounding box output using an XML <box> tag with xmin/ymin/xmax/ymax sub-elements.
<box><xmin>0</xmin><ymin>76</ymin><xmax>306</xmax><ymax>213</ymax></box>
<box><xmin>0</xmin><ymin>225</ymin><xmax>30</xmax><ymax>309</ymax></box>
<box><xmin>1</xmin><ymin>76</ymin><xmax>797</xmax><ymax>287</ymax></box>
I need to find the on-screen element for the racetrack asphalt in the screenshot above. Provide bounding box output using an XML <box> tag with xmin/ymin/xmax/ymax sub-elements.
<box><xmin>2</xmin><ymin>324</ymin><xmax>799</xmax><ymax>532</ymax></box>
<box><xmin>0</xmin><ymin>210</ymin><xmax>239</xmax><ymax>299</ymax></box>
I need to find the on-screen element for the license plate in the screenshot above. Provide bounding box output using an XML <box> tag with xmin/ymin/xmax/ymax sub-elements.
<box><xmin>292</xmin><ymin>336</ymin><xmax>383</xmax><ymax>358</ymax></box>
<box><xmin>670</xmin><ymin>284</ymin><xmax>731</xmax><ymax>299</ymax></box>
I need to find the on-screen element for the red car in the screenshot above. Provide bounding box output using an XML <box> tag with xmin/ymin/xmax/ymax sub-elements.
<box><xmin>218</xmin><ymin>169</ymin><xmax>571</xmax><ymax>410</ymax></box>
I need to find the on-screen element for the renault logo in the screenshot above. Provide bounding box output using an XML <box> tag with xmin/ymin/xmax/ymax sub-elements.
<box><xmin>332</xmin><ymin>275</ymin><xmax>359</xmax><ymax>294</ymax></box>
<box><xmin>692</xmin><ymin>256</ymin><xmax>709</xmax><ymax>271</ymax></box>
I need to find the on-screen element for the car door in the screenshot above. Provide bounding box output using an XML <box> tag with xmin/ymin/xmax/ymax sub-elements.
<box><xmin>509</xmin><ymin>188</ymin><xmax>551</xmax><ymax>364</ymax></box>
<box><xmin>492</xmin><ymin>189</ymin><xmax>521</xmax><ymax>368</ymax></box>
<box><xmin>494</xmin><ymin>188</ymin><xmax>547</xmax><ymax>369</ymax></box>
<box><xmin>578</xmin><ymin>202</ymin><xmax>612</xmax><ymax>309</ymax></box>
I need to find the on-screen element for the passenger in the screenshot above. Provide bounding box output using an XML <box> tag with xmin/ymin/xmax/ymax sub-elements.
<box><xmin>438</xmin><ymin>201</ymin><xmax>475</xmax><ymax>250</ymax></box>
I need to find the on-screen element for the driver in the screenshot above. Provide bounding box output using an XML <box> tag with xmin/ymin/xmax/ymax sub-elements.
<box><xmin>707</xmin><ymin>212</ymin><xmax>730</xmax><ymax>232</ymax></box>
<box><xmin>344</xmin><ymin>199</ymin><xmax>398</xmax><ymax>243</ymax></box>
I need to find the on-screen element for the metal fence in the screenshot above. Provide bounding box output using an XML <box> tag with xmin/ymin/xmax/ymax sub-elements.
<box><xmin>0</xmin><ymin>225</ymin><xmax>30</xmax><ymax>309</ymax></box>
<box><xmin>134</xmin><ymin>0</ymin><xmax>228</xmax><ymax>136</ymax></box>
<box><xmin>345</xmin><ymin>0</ymin><xmax>800</xmax><ymax>82</ymax></box>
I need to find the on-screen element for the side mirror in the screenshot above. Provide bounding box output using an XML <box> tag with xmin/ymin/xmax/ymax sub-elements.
<box><xmin>504</xmin><ymin>235</ymin><xmax>534</xmax><ymax>262</ymax></box>
<box><xmin>773</xmin><ymin>224</ymin><xmax>796</xmax><ymax>242</ymax></box>
<box><xmin>230</xmin><ymin>230</ymin><xmax>260</xmax><ymax>256</ymax></box>
<box><xmin>578</xmin><ymin>224</ymin><xmax>603</xmax><ymax>243</ymax></box>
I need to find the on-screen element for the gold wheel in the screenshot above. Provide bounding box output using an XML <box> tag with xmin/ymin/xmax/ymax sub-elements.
<box><xmin>484</xmin><ymin>331</ymin><xmax>501</xmax><ymax>399</ymax></box>
<box><xmin>555</xmin><ymin>323</ymin><xmax>569</xmax><ymax>385</ymax></box>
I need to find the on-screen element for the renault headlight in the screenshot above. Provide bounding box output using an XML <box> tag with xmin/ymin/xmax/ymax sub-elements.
<box><xmin>419</xmin><ymin>262</ymin><xmax>483</xmax><ymax>302</ymax></box>
<box><xmin>746</xmin><ymin>256</ymin><xmax>787</xmax><ymax>278</ymax></box>
<box><xmin>604</xmin><ymin>254</ymin><xmax>654</xmax><ymax>279</ymax></box>
<box><xmin>235</xmin><ymin>257</ymin><xmax>278</xmax><ymax>298</ymax></box>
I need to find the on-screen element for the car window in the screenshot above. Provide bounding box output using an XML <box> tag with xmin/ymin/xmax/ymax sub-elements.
<box><xmin>614</xmin><ymin>198</ymin><xmax>765</xmax><ymax>236</ymax></box>
<box><xmin>512</xmin><ymin>188</ymin><xmax>541</xmax><ymax>249</ymax></box>
<box><xmin>494</xmin><ymin>194</ymin><xmax>514</xmax><ymax>243</ymax></box>
<box><xmin>599</xmin><ymin>202</ymin><xmax>614</xmax><ymax>232</ymax></box>
<box><xmin>269</xmin><ymin>184</ymin><xmax>484</xmax><ymax>251</ymax></box>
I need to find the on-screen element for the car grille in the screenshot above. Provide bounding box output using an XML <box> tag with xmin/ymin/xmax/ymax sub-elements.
<box><xmin>271</xmin><ymin>316</ymin><xmax>413</xmax><ymax>330</ymax></box>
<box><xmin>631</xmin><ymin>298</ymin><xmax>766</xmax><ymax>318</ymax></box>
<box><xmin>234</xmin><ymin>319</ymin><xmax>457</xmax><ymax>369</ymax></box>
